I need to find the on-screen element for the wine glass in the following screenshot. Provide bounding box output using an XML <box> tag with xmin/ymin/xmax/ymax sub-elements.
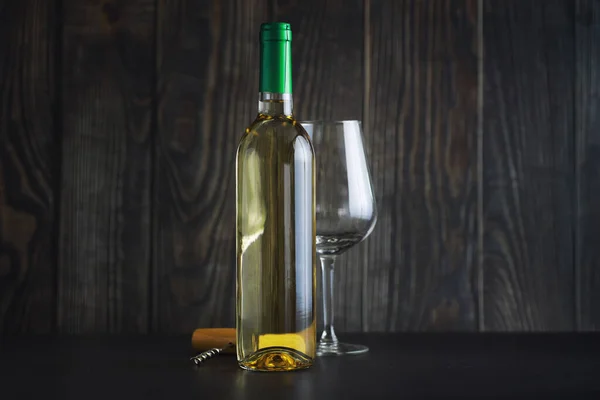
<box><xmin>301</xmin><ymin>120</ymin><xmax>377</xmax><ymax>356</ymax></box>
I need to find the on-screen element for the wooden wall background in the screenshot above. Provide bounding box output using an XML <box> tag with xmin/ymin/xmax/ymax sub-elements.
<box><xmin>1</xmin><ymin>0</ymin><xmax>599</xmax><ymax>334</ymax></box>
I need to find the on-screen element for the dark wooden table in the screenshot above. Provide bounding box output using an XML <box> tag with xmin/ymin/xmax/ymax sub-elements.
<box><xmin>1</xmin><ymin>334</ymin><xmax>599</xmax><ymax>399</ymax></box>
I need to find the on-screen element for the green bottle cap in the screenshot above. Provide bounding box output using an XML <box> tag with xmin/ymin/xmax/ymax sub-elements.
<box><xmin>259</xmin><ymin>22</ymin><xmax>292</xmax><ymax>94</ymax></box>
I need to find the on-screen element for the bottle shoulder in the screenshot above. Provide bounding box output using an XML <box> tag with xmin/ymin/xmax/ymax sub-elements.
<box><xmin>238</xmin><ymin>114</ymin><xmax>313</xmax><ymax>150</ymax></box>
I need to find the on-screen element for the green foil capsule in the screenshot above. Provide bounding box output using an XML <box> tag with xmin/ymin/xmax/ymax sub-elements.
<box><xmin>259</xmin><ymin>22</ymin><xmax>292</xmax><ymax>94</ymax></box>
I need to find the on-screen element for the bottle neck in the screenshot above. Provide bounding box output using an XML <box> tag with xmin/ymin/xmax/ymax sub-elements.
<box><xmin>258</xmin><ymin>92</ymin><xmax>293</xmax><ymax>117</ymax></box>
<box><xmin>259</xmin><ymin>25</ymin><xmax>292</xmax><ymax>117</ymax></box>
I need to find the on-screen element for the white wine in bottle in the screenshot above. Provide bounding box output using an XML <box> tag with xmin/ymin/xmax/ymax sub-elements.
<box><xmin>236</xmin><ymin>22</ymin><xmax>316</xmax><ymax>372</ymax></box>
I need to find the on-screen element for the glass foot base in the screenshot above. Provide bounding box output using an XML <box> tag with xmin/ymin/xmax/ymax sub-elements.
<box><xmin>316</xmin><ymin>341</ymin><xmax>369</xmax><ymax>356</ymax></box>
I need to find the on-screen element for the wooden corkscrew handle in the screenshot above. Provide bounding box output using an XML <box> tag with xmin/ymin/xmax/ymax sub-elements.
<box><xmin>191</xmin><ymin>328</ymin><xmax>236</xmax><ymax>354</ymax></box>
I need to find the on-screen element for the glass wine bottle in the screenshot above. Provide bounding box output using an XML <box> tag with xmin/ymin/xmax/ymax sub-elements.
<box><xmin>236</xmin><ymin>22</ymin><xmax>316</xmax><ymax>372</ymax></box>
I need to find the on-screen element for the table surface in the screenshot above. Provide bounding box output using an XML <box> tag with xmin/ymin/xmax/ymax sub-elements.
<box><xmin>2</xmin><ymin>333</ymin><xmax>600</xmax><ymax>399</ymax></box>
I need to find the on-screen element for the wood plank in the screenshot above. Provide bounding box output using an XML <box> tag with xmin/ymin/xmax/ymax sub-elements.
<box><xmin>0</xmin><ymin>0</ymin><xmax>58</xmax><ymax>333</ymax></box>
<box><xmin>274</xmin><ymin>0</ymin><xmax>363</xmax><ymax>120</ymax></box>
<box><xmin>575</xmin><ymin>0</ymin><xmax>600</xmax><ymax>331</ymax></box>
<box><xmin>58</xmin><ymin>0</ymin><xmax>155</xmax><ymax>333</ymax></box>
<box><xmin>366</xmin><ymin>0</ymin><xmax>479</xmax><ymax>331</ymax></box>
<box><xmin>274</xmin><ymin>0</ymin><xmax>364</xmax><ymax>332</ymax></box>
<box><xmin>482</xmin><ymin>0</ymin><xmax>575</xmax><ymax>331</ymax></box>
<box><xmin>154</xmin><ymin>0</ymin><xmax>268</xmax><ymax>332</ymax></box>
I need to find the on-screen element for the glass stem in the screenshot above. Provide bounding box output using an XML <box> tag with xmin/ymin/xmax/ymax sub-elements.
<box><xmin>319</xmin><ymin>256</ymin><xmax>338</xmax><ymax>346</ymax></box>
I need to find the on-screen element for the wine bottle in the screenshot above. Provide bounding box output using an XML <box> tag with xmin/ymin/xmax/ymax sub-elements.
<box><xmin>236</xmin><ymin>22</ymin><xmax>316</xmax><ymax>372</ymax></box>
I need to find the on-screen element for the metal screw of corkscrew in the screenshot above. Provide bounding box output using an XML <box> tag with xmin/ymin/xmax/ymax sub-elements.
<box><xmin>190</xmin><ymin>342</ymin><xmax>234</xmax><ymax>366</ymax></box>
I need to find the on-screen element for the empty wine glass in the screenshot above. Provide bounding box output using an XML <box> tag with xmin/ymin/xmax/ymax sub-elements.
<box><xmin>301</xmin><ymin>120</ymin><xmax>377</xmax><ymax>356</ymax></box>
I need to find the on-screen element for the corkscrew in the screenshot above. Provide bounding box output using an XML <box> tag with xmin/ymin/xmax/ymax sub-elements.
<box><xmin>190</xmin><ymin>342</ymin><xmax>234</xmax><ymax>366</ymax></box>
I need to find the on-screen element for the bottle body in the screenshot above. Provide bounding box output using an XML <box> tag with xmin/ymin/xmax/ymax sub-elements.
<box><xmin>236</xmin><ymin>112</ymin><xmax>316</xmax><ymax>371</ymax></box>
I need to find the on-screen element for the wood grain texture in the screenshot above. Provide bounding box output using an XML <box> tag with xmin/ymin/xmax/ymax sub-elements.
<box><xmin>154</xmin><ymin>0</ymin><xmax>268</xmax><ymax>333</ymax></box>
<box><xmin>274</xmin><ymin>0</ymin><xmax>363</xmax><ymax>120</ymax></box>
<box><xmin>0</xmin><ymin>0</ymin><xmax>591</xmax><ymax>334</ymax></box>
<box><xmin>575</xmin><ymin>0</ymin><xmax>600</xmax><ymax>331</ymax></box>
<box><xmin>58</xmin><ymin>0</ymin><xmax>154</xmax><ymax>333</ymax></box>
<box><xmin>365</xmin><ymin>0</ymin><xmax>479</xmax><ymax>331</ymax></box>
<box><xmin>0</xmin><ymin>0</ymin><xmax>58</xmax><ymax>333</ymax></box>
<box><xmin>482</xmin><ymin>0</ymin><xmax>575</xmax><ymax>331</ymax></box>
<box><xmin>274</xmin><ymin>0</ymin><xmax>364</xmax><ymax>331</ymax></box>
